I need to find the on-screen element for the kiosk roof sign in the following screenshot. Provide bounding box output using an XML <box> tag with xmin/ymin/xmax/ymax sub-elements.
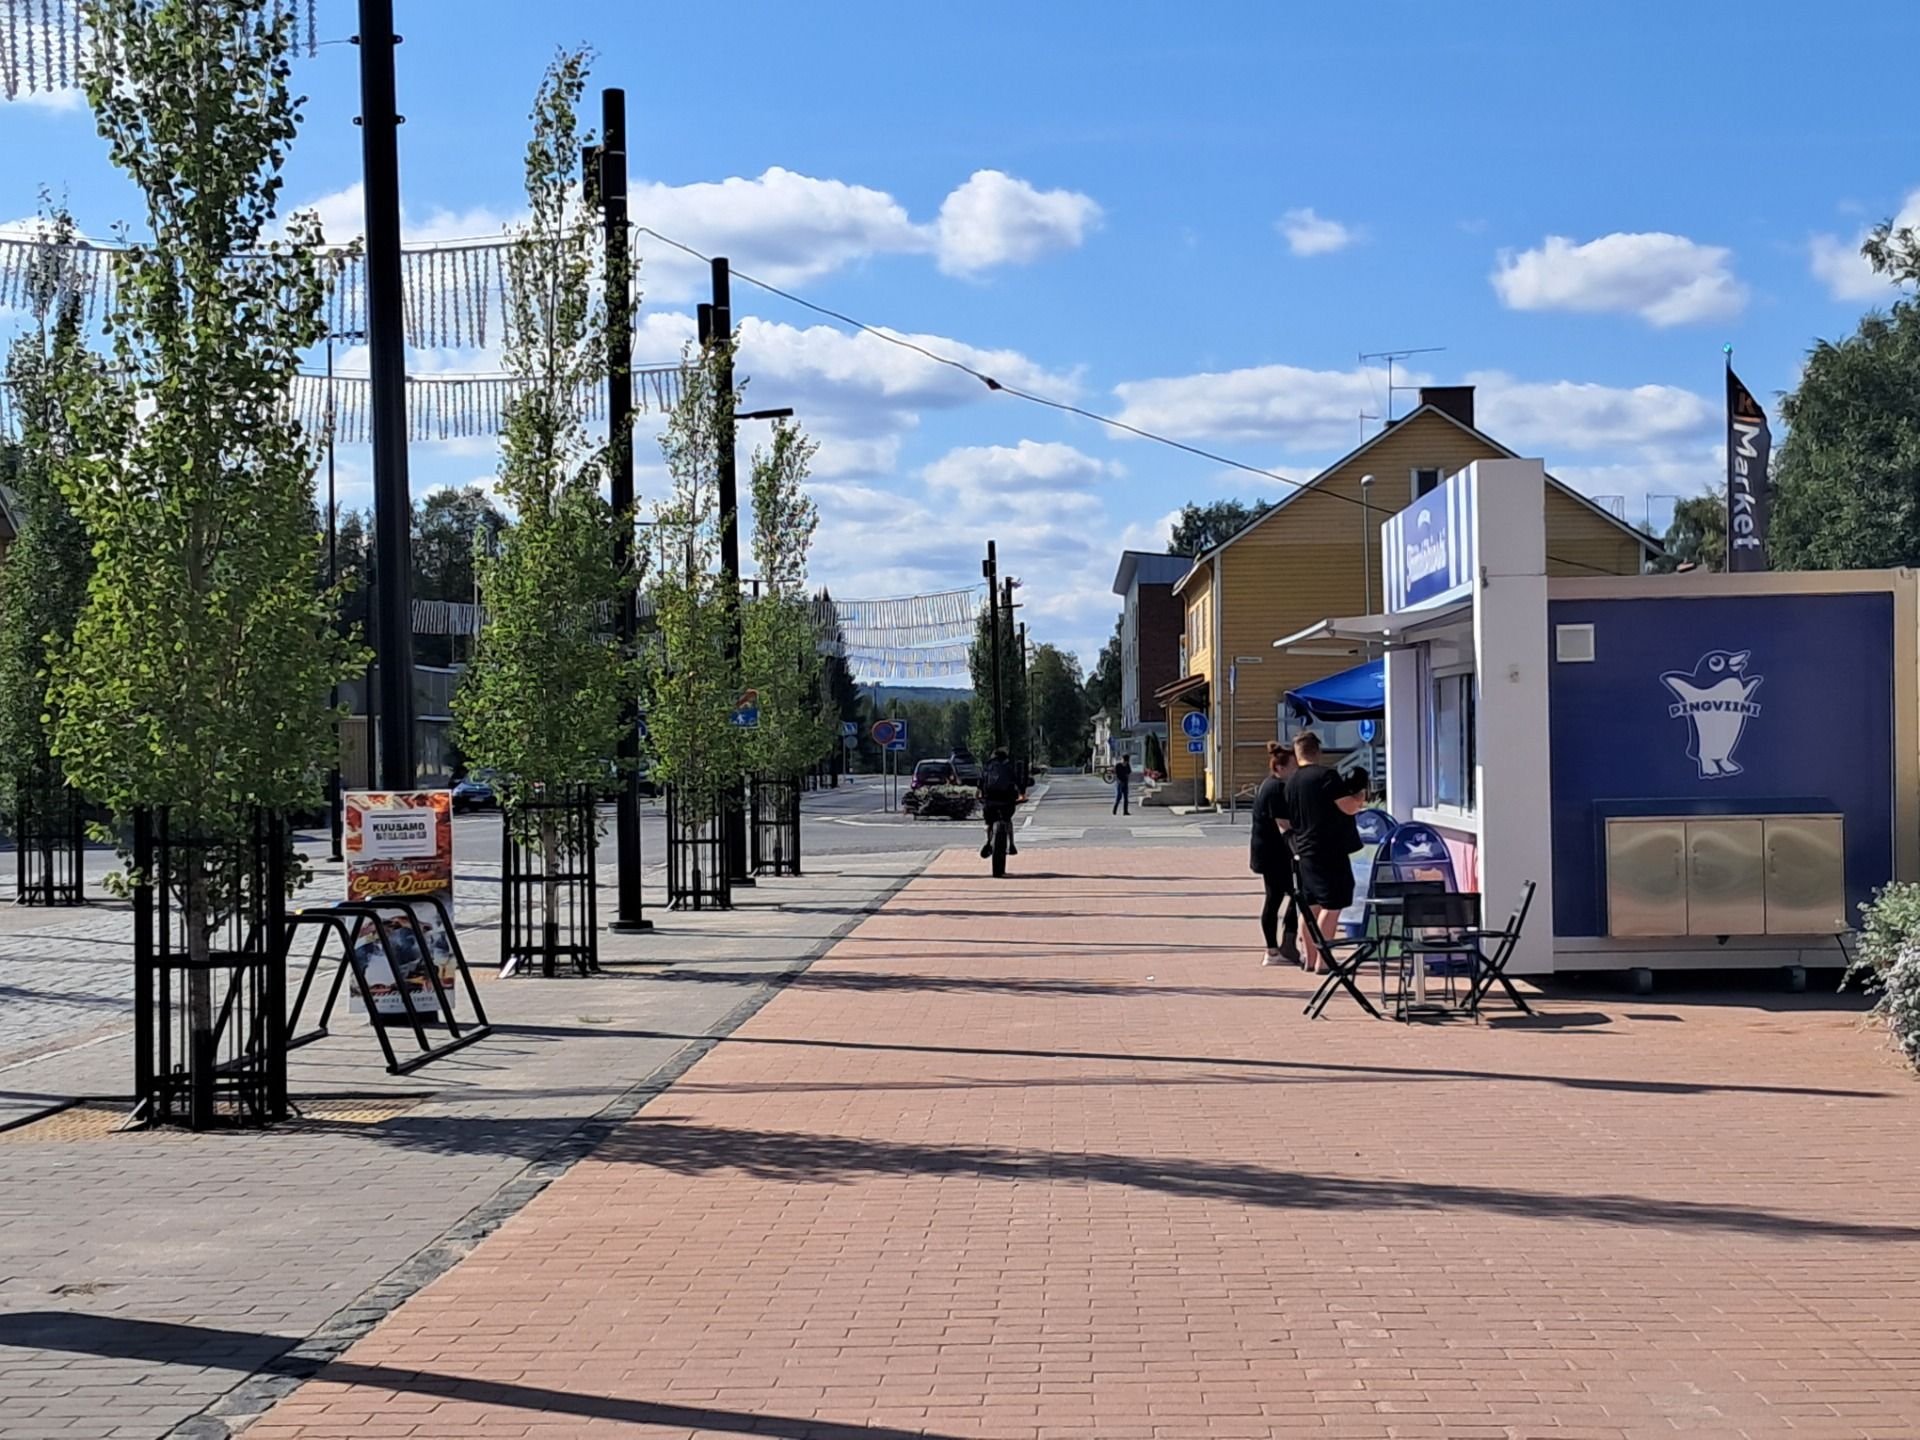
<box><xmin>1382</xmin><ymin>469</ymin><xmax>1478</xmax><ymax>613</ymax></box>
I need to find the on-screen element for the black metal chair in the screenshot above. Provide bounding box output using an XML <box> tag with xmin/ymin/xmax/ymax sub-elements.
<box><xmin>1366</xmin><ymin>878</ymin><xmax>1446</xmax><ymax>1009</ymax></box>
<box><xmin>1300</xmin><ymin>901</ymin><xmax>1384</xmax><ymax>1020</ymax></box>
<box><xmin>1399</xmin><ymin>891</ymin><xmax>1483</xmax><ymax>1019</ymax></box>
<box><xmin>1463</xmin><ymin>880</ymin><xmax>1538</xmax><ymax>1016</ymax></box>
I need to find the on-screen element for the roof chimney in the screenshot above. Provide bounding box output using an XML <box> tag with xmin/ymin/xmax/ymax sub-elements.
<box><xmin>1419</xmin><ymin>385</ymin><xmax>1475</xmax><ymax>430</ymax></box>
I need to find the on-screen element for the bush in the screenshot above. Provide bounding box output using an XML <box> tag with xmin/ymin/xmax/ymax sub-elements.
<box><xmin>903</xmin><ymin>784</ymin><xmax>979</xmax><ymax>821</ymax></box>
<box><xmin>1851</xmin><ymin>883</ymin><xmax>1920</xmax><ymax>1069</ymax></box>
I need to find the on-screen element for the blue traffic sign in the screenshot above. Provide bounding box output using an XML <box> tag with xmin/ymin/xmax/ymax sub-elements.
<box><xmin>870</xmin><ymin>719</ymin><xmax>906</xmax><ymax>747</ymax></box>
<box><xmin>1186</xmin><ymin>738</ymin><xmax>1205</xmax><ymax>754</ymax></box>
<box><xmin>1181</xmin><ymin>711</ymin><xmax>1209</xmax><ymax>739</ymax></box>
<box><xmin>1357</xmin><ymin>718</ymin><xmax>1377</xmax><ymax>743</ymax></box>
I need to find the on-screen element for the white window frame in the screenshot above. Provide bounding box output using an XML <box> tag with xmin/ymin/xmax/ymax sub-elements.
<box><xmin>1411</xmin><ymin>466</ymin><xmax>1445</xmax><ymax>502</ymax></box>
<box><xmin>1421</xmin><ymin>662</ymin><xmax>1478</xmax><ymax>819</ymax></box>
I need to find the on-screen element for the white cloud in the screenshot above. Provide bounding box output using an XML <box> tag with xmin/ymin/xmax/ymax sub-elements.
<box><xmin>922</xmin><ymin>440</ymin><xmax>1115</xmax><ymax>495</ymax></box>
<box><xmin>1491</xmin><ymin>232</ymin><xmax>1747</xmax><ymax>326</ymax></box>
<box><xmin>11</xmin><ymin>87</ymin><xmax>82</xmax><ymax>113</ymax></box>
<box><xmin>291</xmin><ymin>181</ymin><xmax>516</xmax><ymax>248</ymax></box>
<box><xmin>1809</xmin><ymin>188</ymin><xmax>1920</xmax><ymax>301</ymax></box>
<box><xmin>933</xmin><ymin>170</ymin><xmax>1102</xmax><ymax>276</ymax></box>
<box><xmin>1468</xmin><ymin>371</ymin><xmax>1715</xmax><ymax>452</ymax></box>
<box><xmin>1111</xmin><ymin>361</ymin><xmax>1410</xmax><ymax>449</ymax></box>
<box><xmin>1277</xmin><ymin>207</ymin><xmax>1360</xmax><ymax>257</ymax></box>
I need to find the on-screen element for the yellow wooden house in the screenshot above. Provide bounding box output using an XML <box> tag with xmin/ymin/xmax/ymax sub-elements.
<box><xmin>1155</xmin><ymin>387</ymin><xmax>1655</xmax><ymax>806</ymax></box>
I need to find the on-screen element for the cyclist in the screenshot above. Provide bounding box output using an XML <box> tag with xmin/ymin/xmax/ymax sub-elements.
<box><xmin>977</xmin><ymin>746</ymin><xmax>1021</xmax><ymax>859</ymax></box>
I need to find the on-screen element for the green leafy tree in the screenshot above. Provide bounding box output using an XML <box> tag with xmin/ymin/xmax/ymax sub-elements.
<box><xmin>944</xmin><ymin>698</ymin><xmax>974</xmax><ymax>753</ymax></box>
<box><xmin>647</xmin><ymin>341</ymin><xmax>743</xmax><ymax>810</ymax></box>
<box><xmin>1650</xmin><ymin>494</ymin><xmax>1728</xmax><ymax>574</ymax></box>
<box><xmin>1168</xmin><ymin>499</ymin><xmax>1272</xmax><ymax>557</ymax></box>
<box><xmin>453</xmin><ymin>51</ymin><xmax>634</xmax><ymax>824</ymax></box>
<box><xmin>413</xmin><ymin>485</ymin><xmax>503</xmax><ymax>665</ymax></box>
<box><xmin>743</xmin><ymin>423</ymin><xmax>831</xmax><ymax>780</ymax></box>
<box><xmin>1083</xmin><ymin>615</ymin><xmax>1123</xmax><ymax>718</ymax></box>
<box><xmin>0</xmin><ymin>213</ymin><xmax>98</xmax><ymax>814</ymax></box>
<box><xmin>1028</xmin><ymin>643</ymin><xmax>1091</xmax><ymax>765</ymax></box>
<box><xmin>1770</xmin><ymin>302</ymin><xmax>1920</xmax><ymax>571</ymax></box>
<box><xmin>966</xmin><ymin>598</ymin><xmax>1026</xmax><ymax>758</ymax></box>
<box><xmin>52</xmin><ymin>1</ymin><xmax>357</xmax><ymax>1043</ymax></box>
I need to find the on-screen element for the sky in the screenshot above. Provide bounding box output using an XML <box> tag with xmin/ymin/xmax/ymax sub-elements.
<box><xmin>3</xmin><ymin>0</ymin><xmax>1917</xmax><ymax>675</ymax></box>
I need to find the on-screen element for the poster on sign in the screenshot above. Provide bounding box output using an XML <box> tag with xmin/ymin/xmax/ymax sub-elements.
<box><xmin>344</xmin><ymin>791</ymin><xmax>458</xmax><ymax>1023</ymax></box>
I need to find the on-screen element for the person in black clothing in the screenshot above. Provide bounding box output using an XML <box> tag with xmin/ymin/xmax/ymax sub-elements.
<box><xmin>978</xmin><ymin>746</ymin><xmax>1021</xmax><ymax>858</ymax></box>
<box><xmin>1284</xmin><ymin>731</ymin><xmax>1367</xmax><ymax>973</ymax></box>
<box><xmin>1112</xmin><ymin>755</ymin><xmax>1133</xmax><ymax>815</ymax></box>
<box><xmin>1249</xmin><ymin>740</ymin><xmax>1300</xmax><ymax>965</ymax></box>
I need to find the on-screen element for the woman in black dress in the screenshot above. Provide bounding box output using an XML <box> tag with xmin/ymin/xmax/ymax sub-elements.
<box><xmin>1249</xmin><ymin>741</ymin><xmax>1298</xmax><ymax>965</ymax></box>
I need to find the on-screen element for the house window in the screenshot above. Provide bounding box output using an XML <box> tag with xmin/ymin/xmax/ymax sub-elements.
<box><xmin>1426</xmin><ymin>669</ymin><xmax>1476</xmax><ymax>811</ymax></box>
<box><xmin>1413</xmin><ymin>467</ymin><xmax>1444</xmax><ymax>499</ymax></box>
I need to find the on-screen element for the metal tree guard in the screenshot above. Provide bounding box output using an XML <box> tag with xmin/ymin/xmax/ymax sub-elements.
<box><xmin>500</xmin><ymin>787</ymin><xmax>600</xmax><ymax>978</ymax></box>
<box><xmin>132</xmin><ymin>810</ymin><xmax>288</xmax><ymax>1130</ymax></box>
<box><xmin>665</xmin><ymin>783</ymin><xmax>730</xmax><ymax>911</ymax></box>
<box><xmin>750</xmin><ymin>774</ymin><xmax>802</xmax><ymax>878</ymax></box>
<box><xmin>11</xmin><ymin>772</ymin><xmax>87</xmax><ymax>906</ymax></box>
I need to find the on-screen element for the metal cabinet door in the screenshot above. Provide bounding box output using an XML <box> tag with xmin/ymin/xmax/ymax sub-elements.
<box><xmin>1606</xmin><ymin>819</ymin><xmax>1688</xmax><ymax>937</ymax></box>
<box><xmin>1764</xmin><ymin>816</ymin><xmax>1847</xmax><ymax>936</ymax></box>
<box><xmin>1686</xmin><ymin>818</ymin><xmax>1766</xmax><ymax>936</ymax></box>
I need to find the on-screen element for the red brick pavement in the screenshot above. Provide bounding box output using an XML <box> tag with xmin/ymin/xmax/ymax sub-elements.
<box><xmin>250</xmin><ymin>848</ymin><xmax>1920</xmax><ymax>1439</ymax></box>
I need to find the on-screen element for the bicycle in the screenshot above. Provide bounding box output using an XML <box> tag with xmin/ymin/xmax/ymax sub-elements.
<box><xmin>988</xmin><ymin>809</ymin><xmax>1013</xmax><ymax>877</ymax></box>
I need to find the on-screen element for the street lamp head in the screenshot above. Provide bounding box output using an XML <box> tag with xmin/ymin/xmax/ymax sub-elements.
<box><xmin>736</xmin><ymin>407</ymin><xmax>795</xmax><ymax>422</ymax></box>
<box><xmin>1360</xmin><ymin>472</ymin><xmax>1375</xmax><ymax>488</ymax></box>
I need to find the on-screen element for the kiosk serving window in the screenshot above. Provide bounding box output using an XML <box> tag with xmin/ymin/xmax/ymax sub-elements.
<box><xmin>1428</xmin><ymin>669</ymin><xmax>1476</xmax><ymax>811</ymax></box>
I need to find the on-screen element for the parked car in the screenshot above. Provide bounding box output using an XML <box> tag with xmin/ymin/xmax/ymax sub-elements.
<box><xmin>911</xmin><ymin>759</ymin><xmax>958</xmax><ymax>789</ymax></box>
<box><xmin>450</xmin><ymin>772</ymin><xmax>499</xmax><ymax>812</ymax></box>
<box><xmin>948</xmin><ymin>748</ymin><xmax>982</xmax><ymax>786</ymax></box>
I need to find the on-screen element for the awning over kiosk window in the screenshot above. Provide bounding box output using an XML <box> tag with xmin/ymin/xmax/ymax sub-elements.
<box><xmin>1284</xmin><ymin>659</ymin><xmax>1385</xmax><ymax>723</ymax></box>
<box><xmin>1271</xmin><ymin>599</ymin><xmax>1470</xmax><ymax>657</ymax></box>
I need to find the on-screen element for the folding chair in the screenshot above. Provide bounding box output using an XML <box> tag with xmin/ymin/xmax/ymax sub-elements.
<box><xmin>1463</xmin><ymin>880</ymin><xmax>1537</xmax><ymax>1017</ymax></box>
<box><xmin>1399</xmin><ymin>892</ymin><xmax>1483</xmax><ymax>1020</ymax></box>
<box><xmin>1367</xmin><ymin>878</ymin><xmax>1446</xmax><ymax>1011</ymax></box>
<box><xmin>1301</xmin><ymin>901</ymin><xmax>1384</xmax><ymax>1020</ymax></box>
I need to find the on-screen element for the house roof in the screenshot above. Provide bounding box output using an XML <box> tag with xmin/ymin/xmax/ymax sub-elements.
<box><xmin>1169</xmin><ymin>402</ymin><xmax>1660</xmax><ymax>590</ymax></box>
<box><xmin>1111</xmin><ymin>548</ymin><xmax>1192</xmax><ymax>597</ymax></box>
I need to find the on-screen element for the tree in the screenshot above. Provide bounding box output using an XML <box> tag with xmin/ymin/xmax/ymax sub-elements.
<box><xmin>413</xmin><ymin>485</ymin><xmax>504</xmax><ymax>665</ymax></box>
<box><xmin>1083</xmin><ymin>614</ymin><xmax>1123</xmax><ymax>718</ymax></box>
<box><xmin>1769</xmin><ymin>302</ymin><xmax>1920</xmax><ymax>571</ymax></box>
<box><xmin>1650</xmin><ymin>494</ymin><xmax>1728</xmax><ymax>573</ymax></box>
<box><xmin>0</xmin><ymin>213</ymin><xmax>98</xmax><ymax>815</ymax></box>
<box><xmin>1168</xmin><ymin>499</ymin><xmax>1272</xmax><ymax>557</ymax></box>
<box><xmin>966</xmin><ymin>599</ymin><xmax>1026</xmax><ymax>759</ymax></box>
<box><xmin>742</xmin><ymin>423</ymin><xmax>831</xmax><ymax>782</ymax></box>
<box><xmin>944</xmin><ymin>698</ymin><xmax>974</xmax><ymax>753</ymax></box>
<box><xmin>1028</xmin><ymin>644</ymin><xmax>1090</xmax><ymax>765</ymax></box>
<box><xmin>453</xmin><ymin>51</ymin><xmax>634</xmax><ymax>821</ymax></box>
<box><xmin>52</xmin><ymin>1</ymin><xmax>356</xmax><ymax>1047</ymax></box>
<box><xmin>647</xmin><ymin>339</ymin><xmax>743</xmax><ymax>810</ymax></box>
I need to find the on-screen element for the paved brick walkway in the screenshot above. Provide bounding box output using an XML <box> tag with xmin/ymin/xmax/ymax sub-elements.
<box><xmin>235</xmin><ymin>845</ymin><xmax>1920</xmax><ymax>1439</ymax></box>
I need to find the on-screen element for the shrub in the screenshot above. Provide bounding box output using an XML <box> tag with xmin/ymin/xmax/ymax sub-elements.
<box><xmin>1851</xmin><ymin>883</ymin><xmax>1920</xmax><ymax>1069</ymax></box>
<box><xmin>903</xmin><ymin>784</ymin><xmax>979</xmax><ymax>821</ymax></box>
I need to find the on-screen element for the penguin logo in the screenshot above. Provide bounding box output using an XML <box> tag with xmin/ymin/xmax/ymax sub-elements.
<box><xmin>1661</xmin><ymin>649</ymin><xmax>1763</xmax><ymax>779</ymax></box>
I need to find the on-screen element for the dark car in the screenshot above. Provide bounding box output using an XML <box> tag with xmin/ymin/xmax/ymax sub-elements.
<box><xmin>911</xmin><ymin>759</ymin><xmax>958</xmax><ymax>789</ymax></box>
<box><xmin>948</xmin><ymin>748</ymin><xmax>982</xmax><ymax>786</ymax></box>
<box><xmin>450</xmin><ymin>773</ymin><xmax>498</xmax><ymax>812</ymax></box>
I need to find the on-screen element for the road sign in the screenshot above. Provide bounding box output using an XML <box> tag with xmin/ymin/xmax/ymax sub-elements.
<box><xmin>839</xmin><ymin>720</ymin><xmax>857</xmax><ymax>737</ymax></box>
<box><xmin>731</xmin><ymin>689</ymin><xmax>759</xmax><ymax>729</ymax></box>
<box><xmin>885</xmin><ymin>739</ymin><xmax>908</xmax><ymax>752</ymax></box>
<box><xmin>870</xmin><ymin>719</ymin><xmax>903</xmax><ymax>747</ymax></box>
<box><xmin>1187</xmin><ymin>739</ymin><xmax>1205</xmax><ymax>754</ymax></box>
<box><xmin>1357</xmin><ymin>718</ymin><xmax>1377</xmax><ymax>743</ymax></box>
<box><xmin>1181</xmin><ymin>711</ymin><xmax>1209</xmax><ymax>739</ymax></box>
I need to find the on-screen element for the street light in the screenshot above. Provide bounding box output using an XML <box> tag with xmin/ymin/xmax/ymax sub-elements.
<box><xmin>1227</xmin><ymin>653</ymin><xmax>1264</xmax><ymax>821</ymax></box>
<box><xmin>1360</xmin><ymin>473</ymin><xmax>1376</xmax><ymax>618</ymax></box>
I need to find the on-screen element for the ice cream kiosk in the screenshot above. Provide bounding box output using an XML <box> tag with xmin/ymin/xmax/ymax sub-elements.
<box><xmin>1274</xmin><ymin>458</ymin><xmax>1919</xmax><ymax>982</ymax></box>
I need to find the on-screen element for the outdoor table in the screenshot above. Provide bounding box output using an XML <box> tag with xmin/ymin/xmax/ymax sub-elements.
<box><xmin>1367</xmin><ymin>893</ymin><xmax>1485</xmax><ymax>1021</ymax></box>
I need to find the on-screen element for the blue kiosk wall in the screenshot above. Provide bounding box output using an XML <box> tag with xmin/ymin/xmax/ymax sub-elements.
<box><xmin>1546</xmin><ymin>591</ymin><xmax>1896</xmax><ymax>937</ymax></box>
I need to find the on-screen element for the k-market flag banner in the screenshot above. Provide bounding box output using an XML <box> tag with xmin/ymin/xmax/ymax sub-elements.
<box><xmin>1726</xmin><ymin>368</ymin><xmax>1772</xmax><ymax>573</ymax></box>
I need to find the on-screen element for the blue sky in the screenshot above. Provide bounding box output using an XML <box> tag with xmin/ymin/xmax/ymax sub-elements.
<box><xmin>4</xmin><ymin>0</ymin><xmax>1916</xmax><ymax>670</ymax></box>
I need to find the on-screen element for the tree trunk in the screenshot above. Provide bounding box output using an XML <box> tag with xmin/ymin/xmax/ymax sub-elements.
<box><xmin>539</xmin><ymin>808</ymin><xmax>561</xmax><ymax>976</ymax></box>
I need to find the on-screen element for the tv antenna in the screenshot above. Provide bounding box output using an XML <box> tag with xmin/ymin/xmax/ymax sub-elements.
<box><xmin>1359</xmin><ymin>346</ymin><xmax>1446</xmax><ymax>422</ymax></box>
<box><xmin>1358</xmin><ymin>408</ymin><xmax>1380</xmax><ymax>442</ymax></box>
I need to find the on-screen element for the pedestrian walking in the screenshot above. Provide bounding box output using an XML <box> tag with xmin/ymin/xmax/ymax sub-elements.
<box><xmin>1250</xmin><ymin>740</ymin><xmax>1300</xmax><ymax>965</ymax></box>
<box><xmin>1283</xmin><ymin>732</ymin><xmax>1367</xmax><ymax>974</ymax></box>
<box><xmin>1111</xmin><ymin>755</ymin><xmax>1133</xmax><ymax>815</ymax></box>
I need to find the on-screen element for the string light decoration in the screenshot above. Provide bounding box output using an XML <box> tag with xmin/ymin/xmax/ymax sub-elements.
<box><xmin>0</xmin><ymin>0</ymin><xmax>319</xmax><ymax>101</ymax></box>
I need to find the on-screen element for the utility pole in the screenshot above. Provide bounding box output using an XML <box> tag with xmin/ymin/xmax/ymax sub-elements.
<box><xmin>709</xmin><ymin>258</ymin><xmax>753</xmax><ymax>887</ymax></box>
<box><xmin>983</xmin><ymin>543</ymin><xmax>1003</xmax><ymax>753</ymax></box>
<box><xmin>1017</xmin><ymin>620</ymin><xmax>1029</xmax><ymax>781</ymax></box>
<box><xmin>355</xmin><ymin>0</ymin><xmax>416</xmax><ymax>790</ymax></box>
<box><xmin>595</xmin><ymin>88</ymin><xmax>651</xmax><ymax>933</ymax></box>
<box><xmin>1002</xmin><ymin>578</ymin><xmax>1017</xmax><ymax>763</ymax></box>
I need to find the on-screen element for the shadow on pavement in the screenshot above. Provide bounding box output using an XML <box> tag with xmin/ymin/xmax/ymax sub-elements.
<box><xmin>0</xmin><ymin>1313</ymin><xmax>967</xmax><ymax>1440</ymax></box>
